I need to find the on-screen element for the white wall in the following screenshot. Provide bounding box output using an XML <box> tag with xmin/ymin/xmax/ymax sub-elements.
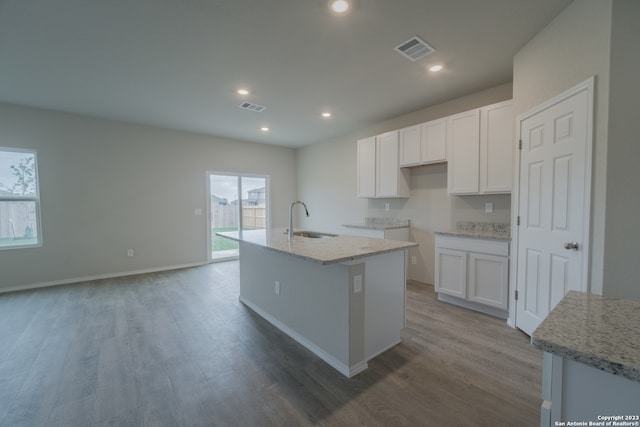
<box><xmin>513</xmin><ymin>0</ymin><xmax>612</xmax><ymax>295</ymax></box>
<box><xmin>0</xmin><ymin>103</ymin><xmax>296</xmax><ymax>291</ymax></box>
<box><xmin>602</xmin><ymin>0</ymin><xmax>640</xmax><ymax>299</ymax></box>
<box><xmin>513</xmin><ymin>0</ymin><xmax>640</xmax><ymax>300</ymax></box>
<box><xmin>296</xmin><ymin>83</ymin><xmax>513</xmax><ymax>285</ymax></box>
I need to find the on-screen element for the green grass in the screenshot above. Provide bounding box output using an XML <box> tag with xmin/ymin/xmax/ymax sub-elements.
<box><xmin>0</xmin><ymin>237</ymin><xmax>38</xmax><ymax>248</ymax></box>
<box><xmin>212</xmin><ymin>227</ymin><xmax>264</xmax><ymax>252</ymax></box>
<box><xmin>212</xmin><ymin>228</ymin><xmax>239</xmax><ymax>251</ymax></box>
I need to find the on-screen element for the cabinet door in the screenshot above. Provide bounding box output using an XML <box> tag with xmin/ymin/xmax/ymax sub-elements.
<box><xmin>421</xmin><ymin>118</ymin><xmax>447</xmax><ymax>164</ymax></box>
<box><xmin>447</xmin><ymin>109</ymin><xmax>480</xmax><ymax>194</ymax></box>
<box><xmin>399</xmin><ymin>125</ymin><xmax>421</xmax><ymax>167</ymax></box>
<box><xmin>468</xmin><ymin>253</ymin><xmax>508</xmax><ymax>310</ymax></box>
<box><xmin>435</xmin><ymin>248</ymin><xmax>467</xmax><ymax>299</ymax></box>
<box><xmin>357</xmin><ymin>137</ymin><xmax>376</xmax><ymax>198</ymax></box>
<box><xmin>376</xmin><ymin>131</ymin><xmax>408</xmax><ymax>197</ymax></box>
<box><xmin>480</xmin><ymin>100</ymin><xmax>514</xmax><ymax>193</ymax></box>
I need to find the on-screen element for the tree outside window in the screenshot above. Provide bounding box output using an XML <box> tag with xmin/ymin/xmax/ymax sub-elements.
<box><xmin>0</xmin><ymin>148</ymin><xmax>41</xmax><ymax>249</ymax></box>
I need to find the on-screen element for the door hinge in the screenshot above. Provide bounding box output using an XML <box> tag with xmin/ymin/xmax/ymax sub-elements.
<box><xmin>515</xmin><ymin>290</ymin><xmax>519</xmax><ymax>301</ymax></box>
<box><xmin>517</xmin><ymin>216</ymin><xmax>520</xmax><ymax>226</ymax></box>
<box><xmin>519</xmin><ymin>139</ymin><xmax>522</xmax><ymax>150</ymax></box>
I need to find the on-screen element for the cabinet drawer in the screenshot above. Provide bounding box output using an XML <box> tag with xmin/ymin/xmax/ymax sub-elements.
<box><xmin>435</xmin><ymin>235</ymin><xmax>509</xmax><ymax>257</ymax></box>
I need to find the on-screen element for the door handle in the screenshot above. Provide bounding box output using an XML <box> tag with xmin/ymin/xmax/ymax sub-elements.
<box><xmin>563</xmin><ymin>241</ymin><xmax>579</xmax><ymax>251</ymax></box>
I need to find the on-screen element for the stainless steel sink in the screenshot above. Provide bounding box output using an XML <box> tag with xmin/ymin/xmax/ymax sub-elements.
<box><xmin>287</xmin><ymin>230</ymin><xmax>338</xmax><ymax>238</ymax></box>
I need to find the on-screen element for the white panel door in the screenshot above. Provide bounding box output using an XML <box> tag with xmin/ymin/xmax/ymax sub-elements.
<box><xmin>515</xmin><ymin>83</ymin><xmax>592</xmax><ymax>335</ymax></box>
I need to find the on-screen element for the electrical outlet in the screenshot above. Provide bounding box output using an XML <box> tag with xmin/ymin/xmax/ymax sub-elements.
<box><xmin>485</xmin><ymin>202</ymin><xmax>494</xmax><ymax>213</ymax></box>
<box><xmin>411</xmin><ymin>256</ymin><xmax>417</xmax><ymax>265</ymax></box>
<box><xmin>127</xmin><ymin>249</ymin><xmax>134</xmax><ymax>257</ymax></box>
<box><xmin>385</xmin><ymin>203</ymin><xmax>390</xmax><ymax>212</ymax></box>
<box><xmin>275</xmin><ymin>281</ymin><xmax>280</xmax><ymax>295</ymax></box>
<box><xmin>194</xmin><ymin>208</ymin><xmax>203</xmax><ymax>216</ymax></box>
<box><xmin>353</xmin><ymin>275</ymin><xmax>362</xmax><ymax>293</ymax></box>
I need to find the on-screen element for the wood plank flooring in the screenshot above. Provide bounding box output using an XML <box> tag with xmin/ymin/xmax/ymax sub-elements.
<box><xmin>0</xmin><ymin>262</ymin><xmax>542</xmax><ymax>426</ymax></box>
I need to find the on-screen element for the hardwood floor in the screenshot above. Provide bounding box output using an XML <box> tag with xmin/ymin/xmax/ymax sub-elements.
<box><xmin>0</xmin><ymin>262</ymin><xmax>542</xmax><ymax>426</ymax></box>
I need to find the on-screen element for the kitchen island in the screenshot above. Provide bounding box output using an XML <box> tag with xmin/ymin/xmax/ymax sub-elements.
<box><xmin>217</xmin><ymin>228</ymin><xmax>417</xmax><ymax>377</ymax></box>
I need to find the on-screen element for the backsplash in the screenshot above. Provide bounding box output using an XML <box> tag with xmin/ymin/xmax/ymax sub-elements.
<box><xmin>364</xmin><ymin>217</ymin><xmax>410</xmax><ymax>227</ymax></box>
<box><xmin>456</xmin><ymin>221</ymin><xmax>510</xmax><ymax>234</ymax></box>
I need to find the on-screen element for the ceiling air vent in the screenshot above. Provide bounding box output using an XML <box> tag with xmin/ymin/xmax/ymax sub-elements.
<box><xmin>239</xmin><ymin>102</ymin><xmax>266</xmax><ymax>113</ymax></box>
<box><xmin>394</xmin><ymin>36</ymin><xmax>435</xmax><ymax>62</ymax></box>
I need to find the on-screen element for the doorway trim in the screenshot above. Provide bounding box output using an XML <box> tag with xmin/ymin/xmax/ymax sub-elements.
<box><xmin>508</xmin><ymin>77</ymin><xmax>595</xmax><ymax>329</ymax></box>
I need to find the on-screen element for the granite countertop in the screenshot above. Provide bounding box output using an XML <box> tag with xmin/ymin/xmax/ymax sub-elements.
<box><xmin>342</xmin><ymin>218</ymin><xmax>409</xmax><ymax>230</ymax></box>
<box><xmin>531</xmin><ymin>290</ymin><xmax>640</xmax><ymax>383</ymax></box>
<box><xmin>217</xmin><ymin>228</ymin><xmax>417</xmax><ymax>265</ymax></box>
<box><xmin>435</xmin><ymin>221</ymin><xmax>511</xmax><ymax>241</ymax></box>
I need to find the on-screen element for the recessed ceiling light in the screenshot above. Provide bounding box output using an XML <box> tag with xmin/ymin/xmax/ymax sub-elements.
<box><xmin>330</xmin><ymin>0</ymin><xmax>350</xmax><ymax>13</ymax></box>
<box><xmin>260</xmin><ymin>127</ymin><xmax>269</xmax><ymax>132</ymax></box>
<box><xmin>322</xmin><ymin>112</ymin><xmax>332</xmax><ymax>118</ymax></box>
<box><xmin>429</xmin><ymin>65</ymin><xmax>443</xmax><ymax>72</ymax></box>
<box><xmin>237</xmin><ymin>89</ymin><xmax>250</xmax><ymax>95</ymax></box>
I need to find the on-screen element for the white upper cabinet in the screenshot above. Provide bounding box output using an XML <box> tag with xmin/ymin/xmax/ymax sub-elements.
<box><xmin>356</xmin><ymin>136</ymin><xmax>377</xmax><ymax>198</ymax></box>
<box><xmin>399</xmin><ymin>118</ymin><xmax>447</xmax><ymax>167</ymax></box>
<box><xmin>361</xmin><ymin>100</ymin><xmax>513</xmax><ymax>197</ymax></box>
<box><xmin>479</xmin><ymin>100</ymin><xmax>514</xmax><ymax>193</ymax></box>
<box><xmin>357</xmin><ymin>131</ymin><xmax>409</xmax><ymax>198</ymax></box>
<box><xmin>421</xmin><ymin>118</ymin><xmax>447</xmax><ymax>164</ymax></box>
<box><xmin>399</xmin><ymin>125</ymin><xmax>421</xmax><ymax>167</ymax></box>
<box><xmin>447</xmin><ymin>109</ymin><xmax>481</xmax><ymax>194</ymax></box>
<box><xmin>447</xmin><ymin>100</ymin><xmax>514</xmax><ymax>195</ymax></box>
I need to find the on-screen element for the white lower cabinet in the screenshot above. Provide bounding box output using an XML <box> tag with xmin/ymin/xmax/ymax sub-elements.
<box><xmin>435</xmin><ymin>234</ymin><xmax>509</xmax><ymax>318</ymax></box>
<box><xmin>434</xmin><ymin>248</ymin><xmax>467</xmax><ymax>298</ymax></box>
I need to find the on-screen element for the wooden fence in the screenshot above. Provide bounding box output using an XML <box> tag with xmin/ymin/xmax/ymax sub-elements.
<box><xmin>212</xmin><ymin>204</ymin><xmax>266</xmax><ymax>229</ymax></box>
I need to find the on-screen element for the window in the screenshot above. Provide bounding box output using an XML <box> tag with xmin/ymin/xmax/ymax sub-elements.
<box><xmin>208</xmin><ymin>173</ymin><xmax>269</xmax><ymax>262</ymax></box>
<box><xmin>0</xmin><ymin>147</ymin><xmax>41</xmax><ymax>249</ymax></box>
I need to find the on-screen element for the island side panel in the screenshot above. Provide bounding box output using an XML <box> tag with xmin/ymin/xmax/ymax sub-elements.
<box><xmin>238</xmin><ymin>242</ymin><xmax>362</xmax><ymax>375</ymax></box>
<box><xmin>348</xmin><ymin>262</ymin><xmax>365</xmax><ymax>368</ymax></box>
<box><xmin>363</xmin><ymin>250</ymin><xmax>406</xmax><ymax>360</ymax></box>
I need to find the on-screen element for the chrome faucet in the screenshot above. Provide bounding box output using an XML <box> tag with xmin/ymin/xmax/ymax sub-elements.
<box><xmin>288</xmin><ymin>201</ymin><xmax>309</xmax><ymax>240</ymax></box>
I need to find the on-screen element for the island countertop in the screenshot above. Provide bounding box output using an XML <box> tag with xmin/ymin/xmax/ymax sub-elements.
<box><xmin>217</xmin><ymin>228</ymin><xmax>417</xmax><ymax>265</ymax></box>
<box><xmin>531</xmin><ymin>290</ymin><xmax>640</xmax><ymax>383</ymax></box>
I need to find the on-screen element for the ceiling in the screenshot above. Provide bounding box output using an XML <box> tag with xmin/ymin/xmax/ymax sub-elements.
<box><xmin>0</xmin><ymin>0</ymin><xmax>573</xmax><ymax>148</ymax></box>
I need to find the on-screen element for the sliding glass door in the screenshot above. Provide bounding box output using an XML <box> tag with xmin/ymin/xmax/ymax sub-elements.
<box><xmin>208</xmin><ymin>173</ymin><xmax>268</xmax><ymax>262</ymax></box>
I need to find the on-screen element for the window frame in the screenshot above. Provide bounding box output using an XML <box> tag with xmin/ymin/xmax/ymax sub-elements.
<box><xmin>0</xmin><ymin>147</ymin><xmax>42</xmax><ymax>250</ymax></box>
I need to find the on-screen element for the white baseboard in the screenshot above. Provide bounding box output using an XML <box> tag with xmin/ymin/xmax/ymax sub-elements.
<box><xmin>239</xmin><ymin>296</ymin><xmax>368</xmax><ymax>378</ymax></box>
<box><xmin>437</xmin><ymin>293</ymin><xmax>509</xmax><ymax>319</ymax></box>
<box><xmin>0</xmin><ymin>262</ymin><xmax>208</xmax><ymax>294</ymax></box>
